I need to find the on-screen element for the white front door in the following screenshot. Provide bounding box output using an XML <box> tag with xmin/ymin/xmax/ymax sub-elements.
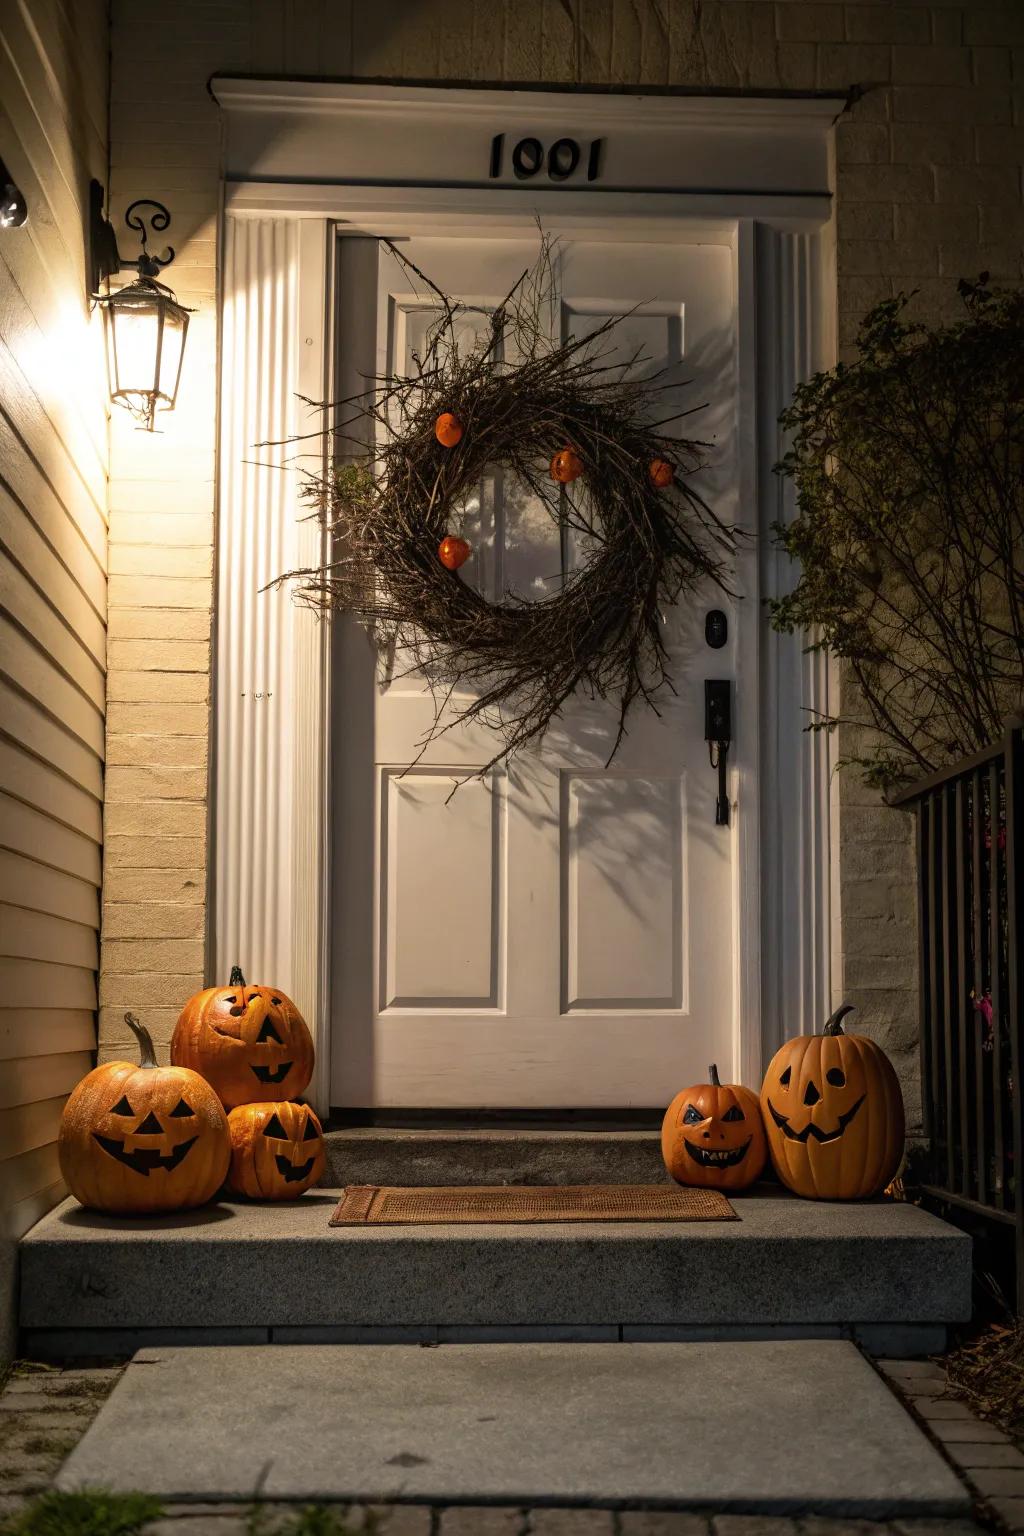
<box><xmin>332</xmin><ymin>231</ymin><xmax>742</xmax><ymax>1109</ymax></box>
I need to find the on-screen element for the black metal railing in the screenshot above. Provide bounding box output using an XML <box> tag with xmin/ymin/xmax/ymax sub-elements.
<box><xmin>891</xmin><ymin>721</ymin><xmax>1024</xmax><ymax>1307</ymax></box>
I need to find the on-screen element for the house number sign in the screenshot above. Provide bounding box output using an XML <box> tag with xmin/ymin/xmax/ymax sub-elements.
<box><xmin>489</xmin><ymin>133</ymin><xmax>604</xmax><ymax>183</ymax></box>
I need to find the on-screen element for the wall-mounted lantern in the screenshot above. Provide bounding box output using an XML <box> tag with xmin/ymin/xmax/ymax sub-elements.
<box><xmin>0</xmin><ymin>156</ymin><xmax>28</xmax><ymax>228</ymax></box>
<box><xmin>89</xmin><ymin>180</ymin><xmax>192</xmax><ymax>432</ymax></box>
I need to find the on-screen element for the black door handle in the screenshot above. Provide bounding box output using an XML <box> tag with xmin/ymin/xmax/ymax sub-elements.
<box><xmin>704</xmin><ymin>679</ymin><xmax>731</xmax><ymax>827</ymax></box>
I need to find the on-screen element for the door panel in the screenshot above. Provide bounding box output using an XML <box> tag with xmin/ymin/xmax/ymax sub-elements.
<box><xmin>333</xmin><ymin>234</ymin><xmax>739</xmax><ymax>1108</ymax></box>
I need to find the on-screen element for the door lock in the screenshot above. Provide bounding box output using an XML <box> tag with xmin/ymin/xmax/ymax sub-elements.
<box><xmin>704</xmin><ymin>679</ymin><xmax>732</xmax><ymax>827</ymax></box>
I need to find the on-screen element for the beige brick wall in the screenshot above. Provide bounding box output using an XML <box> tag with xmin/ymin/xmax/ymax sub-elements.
<box><xmin>105</xmin><ymin>1</ymin><xmax>1024</xmax><ymax>1121</ymax></box>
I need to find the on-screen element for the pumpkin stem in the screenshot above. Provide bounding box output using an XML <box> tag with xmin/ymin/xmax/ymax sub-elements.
<box><xmin>124</xmin><ymin>1012</ymin><xmax>157</xmax><ymax>1069</ymax></box>
<box><xmin>823</xmin><ymin>1003</ymin><xmax>856</xmax><ymax>1037</ymax></box>
<box><xmin>708</xmin><ymin>1064</ymin><xmax>721</xmax><ymax>1086</ymax></box>
<box><xmin>229</xmin><ymin>965</ymin><xmax>246</xmax><ymax>986</ymax></box>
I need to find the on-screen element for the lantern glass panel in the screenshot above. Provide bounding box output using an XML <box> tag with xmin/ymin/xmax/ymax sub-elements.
<box><xmin>156</xmin><ymin>304</ymin><xmax>186</xmax><ymax>409</ymax></box>
<box><xmin>107</xmin><ymin>291</ymin><xmax>163</xmax><ymax>417</ymax></box>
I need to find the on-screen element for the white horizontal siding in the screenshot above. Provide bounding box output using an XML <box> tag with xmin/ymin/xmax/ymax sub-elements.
<box><xmin>0</xmin><ymin>0</ymin><xmax>108</xmax><ymax>1361</ymax></box>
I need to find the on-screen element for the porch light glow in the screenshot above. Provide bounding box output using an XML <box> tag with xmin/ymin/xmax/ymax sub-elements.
<box><xmin>89</xmin><ymin>181</ymin><xmax>192</xmax><ymax>432</ymax></box>
<box><xmin>97</xmin><ymin>277</ymin><xmax>190</xmax><ymax>432</ymax></box>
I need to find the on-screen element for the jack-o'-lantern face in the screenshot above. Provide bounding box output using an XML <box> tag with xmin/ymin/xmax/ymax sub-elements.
<box><xmin>760</xmin><ymin>1004</ymin><xmax>905</xmax><ymax>1200</ymax></box>
<box><xmin>661</xmin><ymin>1066</ymin><xmax>767</xmax><ymax>1192</ymax></box>
<box><xmin>59</xmin><ymin>1014</ymin><xmax>231</xmax><ymax>1215</ymax></box>
<box><xmin>171</xmin><ymin>968</ymin><xmax>314</xmax><ymax>1110</ymax></box>
<box><xmin>225</xmin><ymin>1100</ymin><xmax>326</xmax><ymax>1200</ymax></box>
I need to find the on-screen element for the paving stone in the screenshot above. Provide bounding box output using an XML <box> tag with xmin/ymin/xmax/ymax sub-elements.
<box><xmin>143</xmin><ymin>1521</ymin><xmax>250</xmax><ymax>1536</ymax></box>
<box><xmin>618</xmin><ymin>1516</ymin><xmax>710</xmax><ymax>1534</ymax></box>
<box><xmin>0</xmin><ymin>1459</ymin><xmax>61</xmax><ymax>1493</ymax></box>
<box><xmin>0</xmin><ymin>1392</ymin><xmax>89</xmax><ymax>1411</ymax></box>
<box><xmin>928</xmin><ymin>1418</ymin><xmax>1009</xmax><ymax>1445</ymax></box>
<box><xmin>713</xmin><ymin>1521</ymin><xmax>799</xmax><ymax>1536</ymax></box>
<box><xmin>355</xmin><ymin>1506</ymin><xmax>434</xmax><ymax>1533</ymax></box>
<box><xmin>964</xmin><ymin>1465</ymin><xmax>1024</xmax><ymax>1498</ymax></box>
<box><xmin>913</xmin><ymin>1399</ymin><xmax>975</xmax><ymax>1421</ymax></box>
<box><xmin>528</xmin><ymin>1512</ymin><xmax>615</xmax><ymax>1533</ymax></box>
<box><xmin>879</xmin><ymin>1362</ymin><xmax>945</xmax><ymax>1381</ymax></box>
<box><xmin>891</xmin><ymin>1379</ymin><xmax>946</xmax><ymax>1399</ymax></box>
<box><xmin>0</xmin><ymin>1495</ymin><xmax>31</xmax><ymax>1522</ymax></box>
<box><xmin>891</xmin><ymin>1525</ymin><xmax>985</xmax><ymax>1536</ymax></box>
<box><xmin>799</xmin><ymin>1522</ymin><xmax>895</xmax><ymax>1536</ymax></box>
<box><xmin>441</xmin><ymin>1510</ymin><xmax>525</xmax><ymax>1534</ymax></box>
<box><xmin>951</xmin><ymin>1442</ymin><xmax>1024</xmax><ymax>1468</ymax></box>
<box><xmin>0</xmin><ymin>1407</ymin><xmax>96</xmax><ymax>1434</ymax></box>
<box><xmin>989</xmin><ymin>1500</ymin><xmax>1024</xmax><ymax>1532</ymax></box>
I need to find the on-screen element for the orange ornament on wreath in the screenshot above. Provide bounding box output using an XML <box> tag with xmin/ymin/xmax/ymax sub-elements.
<box><xmin>439</xmin><ymin>536</ymin><xmax>471</xmax><ymax>571</ymax></box>
<box><xmin>434</xmin><ymin>412</ymin><xmax>463</xmax><ymax>448</ymax></box>
<box><xmin>649</xmin><ymin>458</ymin><xmax>675</xmax><ymax>489</ymax></box>
<box><xmin>550</xmin><ymin>447</ymin><xmax>584</xmax><ymax>484</ymax></box>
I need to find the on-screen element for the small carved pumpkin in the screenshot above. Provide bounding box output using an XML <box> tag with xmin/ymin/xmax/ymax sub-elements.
<box><xmin>434</xmin><ymin>412</ymin><xmax>463</xmax><ymax>448</ymax></box>
<box><xmin>550</xmin><ymin>447</ymin><xmax>583</xmax><ymax>484</ymax></box>
<box><xmin>225</xmin><ymin>1100</ymin><xmax>326</xmax><ymax>1200</ymax></box>
<box><xmin>171</xmin><ymin>967</ymin><xmax>314</xmax><ymax>1111</ymax></box>
<box><xmin>438</xmin><ymin>535</ymin><xmax>471</xmax><ymax>571</ymax></box>
<box><xmin>661</xmin><ymin>1064</ymin><xmax>767</xmax><ymax>1191</ymax></box>
<box><xmin>648</xmin><ymin>457</ymin><xmax>675</xmax><ymax>489</ymax></box>
<box><xmin>761</xmin><ymin>1004</ymin><xmax>905</xmax><ymax>1200</ymax></box>
<box><xmin>58</xmin><ymin>1013</ymin><xmax>230</xmax><ymax>1215</ymax></box>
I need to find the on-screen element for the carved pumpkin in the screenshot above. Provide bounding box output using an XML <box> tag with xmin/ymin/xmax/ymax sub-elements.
<box><xmin>550</xmin><ymin>447</ymin><xmax>583</xmax><ymax>484</ymax></box>
<box><xmin>648</xmin><ymin>457</ymin><xmax>675</xmax><ymax>488</ymax></box>
<box><xmin>225</xmin><ymin>1100</ymin><xmax>326</xmax><ymax>1200</ymax></box>
<box><xmin>58</xmin><ymin>1013</ymin><xmax>230</xmax><ymax>1215</ymax></box>
<box><xmin>171</xmin><ymin>967</ymin><xmax>314</xmax><ymax>1110</ymax></box>
<box><xmin>761</xmin><ymin>1004</ymin><xmax>905</xmax><ymax>1200</ymax></box>
<box><xmin>438</xmin><ymin>535</ymin><xmax>471</xmax><ymax>571</ymax></box>
<box><xmin>434</xmin><ymin>412</ymin><xmax>463</xmax><ymax>448</ymax></box>
<box><xmin>661</xmin><ymin>1064</ymin><xmax>767</xmax><ymax>1191</ymax></box>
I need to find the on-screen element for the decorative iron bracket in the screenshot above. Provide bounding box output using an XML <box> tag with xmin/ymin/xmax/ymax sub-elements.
<box><xmin>88</xmin><ymin>179</ymin><xmax>175</xmax><ymax>292</ymax></box>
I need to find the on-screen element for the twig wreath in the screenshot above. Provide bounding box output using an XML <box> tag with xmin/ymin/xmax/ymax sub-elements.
<box><xmin>276</xmin><ymin>237</ymin><xmax>734</xmax><ymax>774</ymax></box>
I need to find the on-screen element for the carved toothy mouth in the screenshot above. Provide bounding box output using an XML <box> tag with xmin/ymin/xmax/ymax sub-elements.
<box><xmin>251</xmin><ymin>1061</ymin><xmax>292</xmax><ymax>1084</ymax></box>
<box><xmin>94</xmin><ymin>1134</ymin><xmax>198</xmax><ymax>1176</ymax></box>
<box><xmin>767</xmin><ymin>1094</ymin><xmax>865</xmax><ymax>1143</ymax></box>
<box><xmin>684</xmin><ymin>1137</ymin><xmax>752</xmax><ymax>1169</ymax></box>
<box><xmin>274</xmin><ymin>1154</ymin><xmax>315</xmax><ymax>1183</ymax></box>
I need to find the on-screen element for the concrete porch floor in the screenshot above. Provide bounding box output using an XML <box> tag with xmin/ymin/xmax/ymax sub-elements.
<box><xmin>19</xmin><ymin>1189</ymin><xmax>971</xmax><ymax>1358</ymax></box>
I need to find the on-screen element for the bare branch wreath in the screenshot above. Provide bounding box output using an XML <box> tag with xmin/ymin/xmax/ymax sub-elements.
<box><xmin>272</xmin><ymin>237</ymin><xmax>735</xmax><ymax>776</ymax></box>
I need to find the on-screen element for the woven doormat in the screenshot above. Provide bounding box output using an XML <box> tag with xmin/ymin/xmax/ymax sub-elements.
<box><xmin>329</xmin><ymin>1183</ymin><xmax>737</xmax><ymax>1226</ymax></box>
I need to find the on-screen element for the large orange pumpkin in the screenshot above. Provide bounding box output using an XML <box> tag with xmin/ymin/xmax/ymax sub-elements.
<box><xmin>661</xmin><ymin>1064</ymin><xmax>767</xmax><ymax>1191</ymax></box>
<box><xmin>171</xmin><ymin>967</ymin><xmax>314</xmax><ymax>1110</ymax></box>
<box><xmin>58</xmin><ymin>1013</ymin><xmax>230</xmax><ymax>1215</ymax></box>
<box><xmin>225</xmin><ymin>1100</ymin><xmax>326</xmax><ymax>1200</ymax></box>
<box><xmin>760</xmin><ymin>1004</ymin><xmax>905</xmax><ymax>1200</ymax></box>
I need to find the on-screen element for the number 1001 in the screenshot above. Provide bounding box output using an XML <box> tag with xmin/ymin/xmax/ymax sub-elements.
<box><xmin>489</xmin><ymin>134</ymin><xmax>604</xmax><ymax>183</ymax></box>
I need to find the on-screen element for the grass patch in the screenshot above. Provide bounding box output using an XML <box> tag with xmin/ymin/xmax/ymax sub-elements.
<box><xmin>0</xmin><ymin>1490</ymin><xmax>163</xmax><ymax>1536</ymax></box>
<box><xmin>946</xmin><ymin>1321</ymin><xmax>1024</xmax><ymax>1441</ymax></box>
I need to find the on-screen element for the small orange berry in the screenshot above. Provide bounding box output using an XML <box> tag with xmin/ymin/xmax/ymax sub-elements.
<box><xmin>649</xmin><ymin>458</ymin><xmax>675</xmax><ymax>489</ymax></box>
<box><xmin>435</xmin><ymin>412</ymin><xmax>464</xmax><ymax>448</ymax></box>
<box><xmin>550</xmin><ymin>447</ymin><xmax>584</xmax><ymax>484</ymax></box>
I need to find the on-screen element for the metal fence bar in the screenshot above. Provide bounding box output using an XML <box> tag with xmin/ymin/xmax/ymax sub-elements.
<box><xmin>972</xmin><ymin>768</ymin><xmax>987</xmax><ymax>1209</ymax></box>
<box><xmin>1005</xmin><ymin>725</ymin><xmax>1024</xmax><ymax>1313</ymax></box>
<box><xmin>897</xmin><ymin>722</ymin><xmax>1021</xmax><ymax>1300</ymax></box>
<box><xmin>990</xmin><ymin>757</ymin><xmax>1006</xmax><ymax>1212</ymax></box>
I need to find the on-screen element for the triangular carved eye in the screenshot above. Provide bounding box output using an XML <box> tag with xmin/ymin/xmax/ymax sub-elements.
<box><xmin>263</xmin><ymin>1113</ymin><xmax>289</xmax><ymax>1139</ymax></box>
<box><xmin>110</xmin><ymin>1095</ymin><xmax>134</xmax><ymax>1116</ymax></box>
<box><xmin>169</xmin><ymin>1097</ymin><xmax>194</xmax><ymax>1117</ymax></box>
<box><xmin>302</xmin><ymin>1117</ymin><xmax>319</xmax><ymax>1142</ymax></box>
<box><xmin>682</xmin><ymin>1104</ymin><xmax>704</xmax><ymax>1125</ymax></box>
<box><xmin>722</xmin><ymin>1105</ymin><xmax>745</xmax><ymax>1122</ymax></box>
<box><xmin>257</xmin><ymin>1018</ymin><xmax>283</xmax><ymax>1044</ymax></box>
<box><xmin>779</xmin><ymin>1066</ymin><xmax>792</xmax><ymax>1087</ymax></box>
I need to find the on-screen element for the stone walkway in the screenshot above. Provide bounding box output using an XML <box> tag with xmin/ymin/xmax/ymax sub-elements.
<box><xmin>0</xmin><ymin>1353</ymin><xmax>1007</xmax><ymax>1536</ymax></box>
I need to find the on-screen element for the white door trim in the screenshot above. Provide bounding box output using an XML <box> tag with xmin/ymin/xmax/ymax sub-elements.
<box><xmin>212</xmin><ymin>84</ymin><xmax>840</xmax><ymax>1112</ymax></box>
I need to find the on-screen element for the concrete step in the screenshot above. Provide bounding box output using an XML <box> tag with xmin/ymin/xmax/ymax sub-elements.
<box><xmin>320</xmin><ymin>1127</ymin><xmax>668</xmax><ymax>1187</ymax></box>
<box><xmin>55</xmin><ymin>1340</ymin><xmax>971</xmax><ymax>1516</ymax></box>
<box><xmin>20</xmin><ymin>1190</ymin><xmax>971</xmax><ymax>1358</ymax></box>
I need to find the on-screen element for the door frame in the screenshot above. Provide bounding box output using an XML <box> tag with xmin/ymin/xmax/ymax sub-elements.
<box><xmin>211</xmin><ymin>83</ymin><xmax>842</xmax><ymax>1113</ymax></box>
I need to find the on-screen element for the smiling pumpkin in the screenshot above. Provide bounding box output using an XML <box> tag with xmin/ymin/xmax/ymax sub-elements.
<box><xmin>171</xmin><ymin>966</ymin><xmax>314</xmax><ymax>1110</ymax></box>
<box><xmin>760</xmin><ymin>1004</ymin><xmax>905</xmax><ymax>1200</ymax></box>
